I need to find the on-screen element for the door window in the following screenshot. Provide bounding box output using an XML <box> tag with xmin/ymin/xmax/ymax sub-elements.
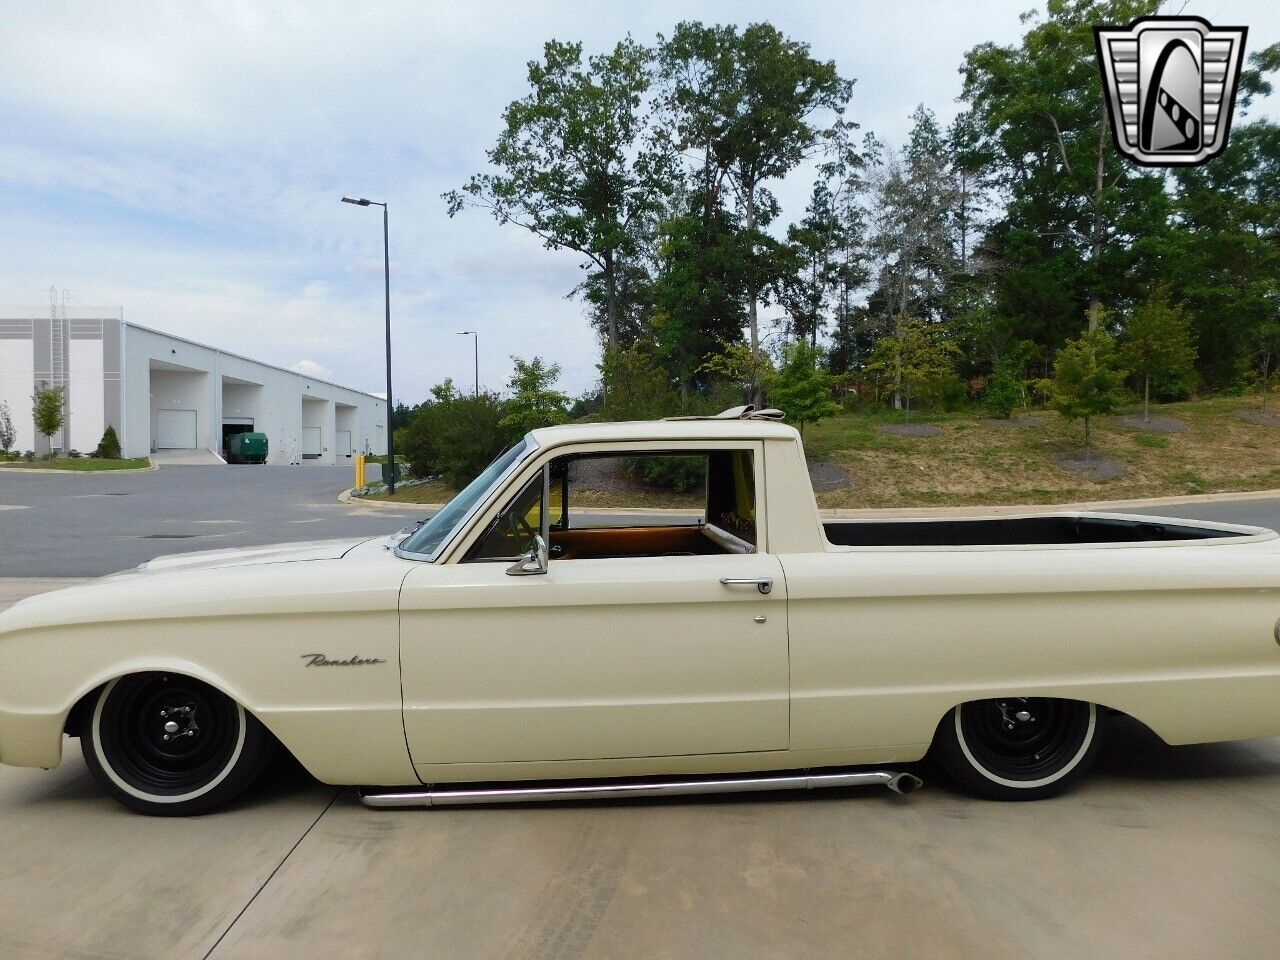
<box><xmin>465</xmin><ymin>449</ymin><xmax>757</xmax><ymax>562</ymax></box>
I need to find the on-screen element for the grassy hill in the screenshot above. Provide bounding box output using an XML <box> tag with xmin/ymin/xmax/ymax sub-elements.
<box><xmin>361</xmin><ymin>397</ymin><xmax>1280</xmax><ymax>509</ymax></box>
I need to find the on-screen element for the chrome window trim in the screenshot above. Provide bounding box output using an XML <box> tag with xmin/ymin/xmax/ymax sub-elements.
<box><xmin>393</xmin><ymin>436</ymin><xmax>539</xmax><ymax>563</ymax></box>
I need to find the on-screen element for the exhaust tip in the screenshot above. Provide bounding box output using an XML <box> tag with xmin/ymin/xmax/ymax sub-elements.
<box><xmin>887</xmin><ymin>773</ymin><xmax>924</xmax><ymax>795</ymax></box>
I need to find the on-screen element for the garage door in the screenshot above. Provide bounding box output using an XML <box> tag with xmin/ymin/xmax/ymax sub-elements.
<box><xmin>302</xmin><ymin>427</ymin><xmax>322</xmax><ymax>459</ymax></box>
<box><xmin>336</xmin><ymin>430</ymin><xmax>352</xmax><ymax>457</ymax></box>
<box><xmin>156</xmin><ymin>409</ymin><xmax>197</xmax><ymax>449</ymax></box>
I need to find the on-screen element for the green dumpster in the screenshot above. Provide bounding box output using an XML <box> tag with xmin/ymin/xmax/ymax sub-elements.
<box><xmin>227</xmin><ymin>432</ymin><xmax>268</xmax><ymax>464</ymax></box>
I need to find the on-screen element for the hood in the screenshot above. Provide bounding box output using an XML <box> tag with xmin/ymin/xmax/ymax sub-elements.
<box><xmin>131</xmin><ymin>538</ymin><xmax>372</xmax><ymax>575</ymax></box>
<box><xmin>0</xmin><ymin>537</ymin><xmax>389</xmax><ymax>634</ymax></box>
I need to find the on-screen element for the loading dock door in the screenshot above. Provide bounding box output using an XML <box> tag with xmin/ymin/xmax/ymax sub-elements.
<box><xmin>156</xmin><ymin>409</ymin><xmax>197</xmax><ymax>449</ymax></box>
<box><xmin>336</xmin><ymin>430</ymin><xmax>352</xmax><ymax>457</ymax></box>
<box><xmin>302</xmin><ymin>427</ymin><xmax>322</xmax><ymax>459</ymax></box>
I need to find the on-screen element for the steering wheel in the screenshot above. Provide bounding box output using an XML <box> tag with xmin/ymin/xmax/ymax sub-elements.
<box><xmin>508</xmin><ymin>508</ymin><xmax>538</xmax><ymax>546</ymax></box>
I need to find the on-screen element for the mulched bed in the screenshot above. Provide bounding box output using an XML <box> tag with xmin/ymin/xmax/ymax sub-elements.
<box><xmin>1113</xmin><ymin>414</ymin><xmax>1187</xmax><ymax>434</ymax></box>
<box><xmin>980</xmin><ymin>415</ymin><xmax>1043</xmax><ymax>429</ymax></box>
<box><xmin>808</xmin><ymin>461</ymin><xmax>852</xmax><ymax>492</ymax></box>
<box><xmin>1234</xmin><ymin>408</ymin><xmax>1280</xmax><ymax>428</ymax></box>
<box><xmin>1054</xmin><ymin>451</ymin><xmax>1126</xmax><ymax>482</ymax></box>
<box><xmin>877</xmin><ymin>423</ymin><xmax>943</xmax><ymax>438</ymax></box>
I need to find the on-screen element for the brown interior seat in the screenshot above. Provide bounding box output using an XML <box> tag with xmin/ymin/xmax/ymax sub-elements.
<box><xmin>550</xmin><ymin>525</ymin><xmax>722</xmax><ymax>560</ymax></box>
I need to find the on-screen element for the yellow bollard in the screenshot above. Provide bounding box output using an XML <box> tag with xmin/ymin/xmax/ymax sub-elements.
<box><xmin>355</xmin><ymin>453</ymin><xmax>365</xmax><ymax>489</ymax></box>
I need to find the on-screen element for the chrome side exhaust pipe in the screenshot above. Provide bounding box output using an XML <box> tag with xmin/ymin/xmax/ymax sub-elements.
<box><xmin>360</xmin><ymin>769</ymin><xmax>923</xmax><ymax>808</ymax></box>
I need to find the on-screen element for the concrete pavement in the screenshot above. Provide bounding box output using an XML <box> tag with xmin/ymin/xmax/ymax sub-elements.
<box><xmin>2</xmin><ymin>579</ymin><xmax>1279</xmax><ymax>960</ymax></box>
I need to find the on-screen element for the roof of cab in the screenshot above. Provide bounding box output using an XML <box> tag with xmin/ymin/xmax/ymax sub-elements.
<box><xmin>527</xmin><ymin>416</ymin><xmax>800</xmax><ymax>449</ymax></box>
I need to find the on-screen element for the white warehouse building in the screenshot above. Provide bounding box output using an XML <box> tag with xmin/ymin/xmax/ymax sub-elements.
<box><xmin>0</xmin><ymin>316</ymin><xmax>388</xmax><ymax>464</ymax></box>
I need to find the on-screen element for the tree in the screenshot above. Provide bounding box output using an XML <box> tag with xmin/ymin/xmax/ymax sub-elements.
<box><xmin>1248</xmin><ymin>311</ymin><xmax>1280</xmax><ymax>412</ymax></box>
<box><xmin>1039</xmin><ymin>327</ymin><xmax>1127</xmax><ymax>452</ymax></box>
<box><xmin>961</xmin><ymin>0</ymin><xmax>1167</xmax><ymax>342</ymax></box>
<box><xmin>862</xmin><ymin>317</ymin><xmax>959</xmax><ymax>414</ymax></box>
<box><xmin>699</xmin><ymin>341</ymin><xmax>776</xmax><ymax>406</ymax></box>
<box><xmin>32</xmin><ymin>382</ymin><xmax>64</xmax><ymax>450</ymax></box>
<box><xmin>0</xmin><ymin>400</ymin><xmax>14</xmax><ymax>454</ymax></box>
<box><xmin>657</xmin><ymin>21</ymin><xmax>853</xmax><ymax>402</ymax></box>
<box><xmin>649</xmin><ymin>204</ymin><xmax>750</xmax><ymax>399</ymax></box>
<box><xmin>446</xmin><ymin>37</ymin><xmax>669</xmax><ymax>350</ymax></box>
<box><xmin>500</xmin><ymin>357</ymin><xmax>571</xmax><ymax>435</ymax></box>
<box><xmin>398</xmin><ymin>390</ymin><xmax>515</xmax><ymax>488</ymax></box>
<box><xmin>767</xmin><ymin>341</ymin><xmax>840</xmax><ymax>436</ymax></box>
<box><xmin>1120</xmin><ymin>288</ymin><xmax>1197</xmax><ymax>421</ymax></box>
<box><xmin>984</xmin><ymin>344</ymin><xmax>1037</xmax><ymax>419</ymax></box>
<box><xmin>598</xmin><ymin>343</ymin><xmax>681</xmax><ymax>421</ymax></box>
<box><xmin>94</xmin><ymin>426</ymin><xmax>122</xmax><ymax>459</ymax></box>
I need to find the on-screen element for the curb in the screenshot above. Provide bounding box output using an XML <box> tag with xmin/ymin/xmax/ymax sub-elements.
<box><xmin>339</xmin><ymin>487</ymin><xmax>430</xmax><ymax>511</ymax></box>
<box><xmin>0</xmin><ymin>461</ymin><xmax>156</xmax><ymax>475</ymax></box>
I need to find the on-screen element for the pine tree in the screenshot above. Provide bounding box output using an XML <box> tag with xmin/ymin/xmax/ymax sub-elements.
<box><xmin>1039</xmin><ymin>328</ymin><xmax>1127</xmax><ymax>452</ymax></box>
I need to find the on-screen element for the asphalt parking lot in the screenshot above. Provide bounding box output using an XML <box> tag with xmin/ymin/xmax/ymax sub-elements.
<box><xmin>1</xmin><ymin>579</ymin><xmax>1278</xmax><ymax>960</ymax></box>
<box><xmin>0</xmin><ymin>464</ymin><xmax>423</xmax><ymax>576</ymax></box>
<box><xmin>2</xmin><ymin>472</ymin><xmax>1280</xmax><ymax>958</ymax></box>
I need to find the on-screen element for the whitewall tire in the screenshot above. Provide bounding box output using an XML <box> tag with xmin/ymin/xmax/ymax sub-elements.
<box><xmin>931</xmin><ymin>698</ymin><xmax>1102</xmax><ymax>800</ymax></box>
<box><xmin>81</xmin><ymin>673</ymin><xmax>274</xmax><ymax>816</ymax></box>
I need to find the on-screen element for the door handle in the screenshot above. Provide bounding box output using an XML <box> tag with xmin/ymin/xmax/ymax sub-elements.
<box><xmin>719</xmin><ymin>577</ymin><xmax>773</xmax><ymax>595</ymax></box>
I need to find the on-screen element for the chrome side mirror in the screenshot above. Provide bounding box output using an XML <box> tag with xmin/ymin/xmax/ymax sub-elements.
<box><xmin>506</xmin><ymin>534</ymin><xmax>549</xmax><ymax>576</ymax></box>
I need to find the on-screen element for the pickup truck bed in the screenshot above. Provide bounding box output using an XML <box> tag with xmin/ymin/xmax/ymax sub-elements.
<box><xmin>823</xmin><ymin>514</ymin><xmax>1244</xmax><ymax>548</ymax></box>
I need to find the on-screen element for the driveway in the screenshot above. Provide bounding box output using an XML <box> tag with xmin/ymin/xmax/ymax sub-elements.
<box><xmin>0</xmin><ymin>464</ymin><xmax>424</xmax><ymax>577</ymax></box>
<box><xmin>1</xmin><ymin>579</ymin><xmax>1277</xmax><ymax>959</ymax></box>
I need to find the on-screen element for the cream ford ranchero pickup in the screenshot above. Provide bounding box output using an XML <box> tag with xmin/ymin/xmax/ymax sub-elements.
<box><xmin>3</xmin><ymin>407</ymin><xmax>1280</xmax><ymax>815</ymax></box>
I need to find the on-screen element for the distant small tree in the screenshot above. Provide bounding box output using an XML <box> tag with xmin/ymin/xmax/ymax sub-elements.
<box><xmin>1121</xmin><ymin>288</ymin><xmax>1197</xmax><ymax>421</ymax></box>
<box><xmin>1248</xmin><ymin>312</ymin><xmax>1280</xmax><ymax>413</ymax></box>
<box><xmin>1039</xmin><ymin>329</ymin><xmax>1128</xmax><ymax>453</ymax></box>
<box><xmin>32</xmin><ymin>382</ymin><xmax>65</xmax><ymax>452</ymax></box>
<box><xmin>863</xmin><ymin>317</ymin><xmax>959</xmax><ymax>414</ymax></box>
<box><xmin>0</xmin><ymin>400</ymin><xmax>14</xmax><ymax>454</ymax></box>
<box><xmin>599</xmin><ymin>344</ymin><xmax>681</xmax><ymax>421</ymax></box>
<box><xmin>767</xmin><ymin>341</ymin><xmax>841</xmax><ymax>436</ymax></box>
<box><xmin>500</xmin><ymin>356</ymin><xmax>571</xmax><ymax>435</ymax></box>
<box><xmin>699</xmin><ymin>342</ymin><xmax>777</xmax><ymax>406</ymax></box>
<box><xmin>982</xmin><ymin>341</ymin><xmax>1037</xmax><ymax>419</ymax></box>
<box><xmin>94</xmin><ymin>425</ymin><xmax>122</xmax><ymax>459</ymax></box>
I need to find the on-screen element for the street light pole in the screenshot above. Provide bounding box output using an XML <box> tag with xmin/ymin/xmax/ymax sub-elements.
<box><xmin>341</xmin><ymin>196</ymin><xmax>396</xmax><ymax>494</ymax></box>
<box><xmin>457</xmin><ymin>330</ymin><xmax>478</xmax><ymax>397</ymax></box>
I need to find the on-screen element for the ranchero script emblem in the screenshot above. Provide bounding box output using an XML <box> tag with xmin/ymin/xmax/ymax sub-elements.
<box><xmin>1095</xmin><ymin>16</ymin><xmax>1247</xmax><ymax>166</ymax></box>
<box><xmin>300</xmin><ymin>653</ymin><xmax>387</xmax><ymax>667</ymax></box>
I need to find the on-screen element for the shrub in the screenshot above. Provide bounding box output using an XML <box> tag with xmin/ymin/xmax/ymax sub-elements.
<box><xmin>398</xmin><ymin>391</ymin><xmax>516</xmax><ymax>488</ymax></box>
<box><xmin>95</xmin><ymin>426</ymin><xmax>122</xmax><ymax>459</ymax></box>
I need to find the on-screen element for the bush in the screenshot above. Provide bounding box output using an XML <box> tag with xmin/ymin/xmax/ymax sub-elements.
<box><xmin>398</xmin><ymin>391</ymin><xmax>517</xmax><ymax>488</ymax></box>
<box><xmin>94</xmin><ymin>426</ymin><xmax>122</xmax><ymax>459</ymax></box>
<box><xmin>625</xmin><ymin>455</ymin><xmax>707</xmax><ymax>493</ymax></box>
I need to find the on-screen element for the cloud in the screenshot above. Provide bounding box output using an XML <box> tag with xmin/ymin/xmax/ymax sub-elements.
<box><xmin>1</xmin><ymin>0</ymin><xmax>1275</xmax><ymax>404</ymax></box>
<box><xmin>290</xmin><ymin>359</ymin><xmax>335</xmax><ymax>380</ymax></box>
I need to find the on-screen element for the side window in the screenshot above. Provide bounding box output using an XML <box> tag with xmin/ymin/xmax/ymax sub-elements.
<box><xmin>564</xmin><ymin>454</ymin><xmax>707</xmax><ymax>530</ymax></box>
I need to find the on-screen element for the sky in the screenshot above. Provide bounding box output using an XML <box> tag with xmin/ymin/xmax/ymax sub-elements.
<box><xmin>2</xmin><ymin>1</ymin><xmax>1277</xmax><ymax>401</ymax></box>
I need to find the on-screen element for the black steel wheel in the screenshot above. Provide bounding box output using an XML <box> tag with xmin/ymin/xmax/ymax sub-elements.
<box><xmin>82</xmin><ymin>673</ymin><xmax>274</xmax><ymax>816</ymax></box>
<box><xmin>931</xmin><ymin>698</ymin><xmax>1101</xmax><ymax>800</ymax></box>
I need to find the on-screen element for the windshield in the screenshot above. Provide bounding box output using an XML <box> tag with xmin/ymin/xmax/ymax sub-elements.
<box><xmin>398</xmin><ymin>439</ymin><xmax>531</xmax><ymax>559</ymax></box>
